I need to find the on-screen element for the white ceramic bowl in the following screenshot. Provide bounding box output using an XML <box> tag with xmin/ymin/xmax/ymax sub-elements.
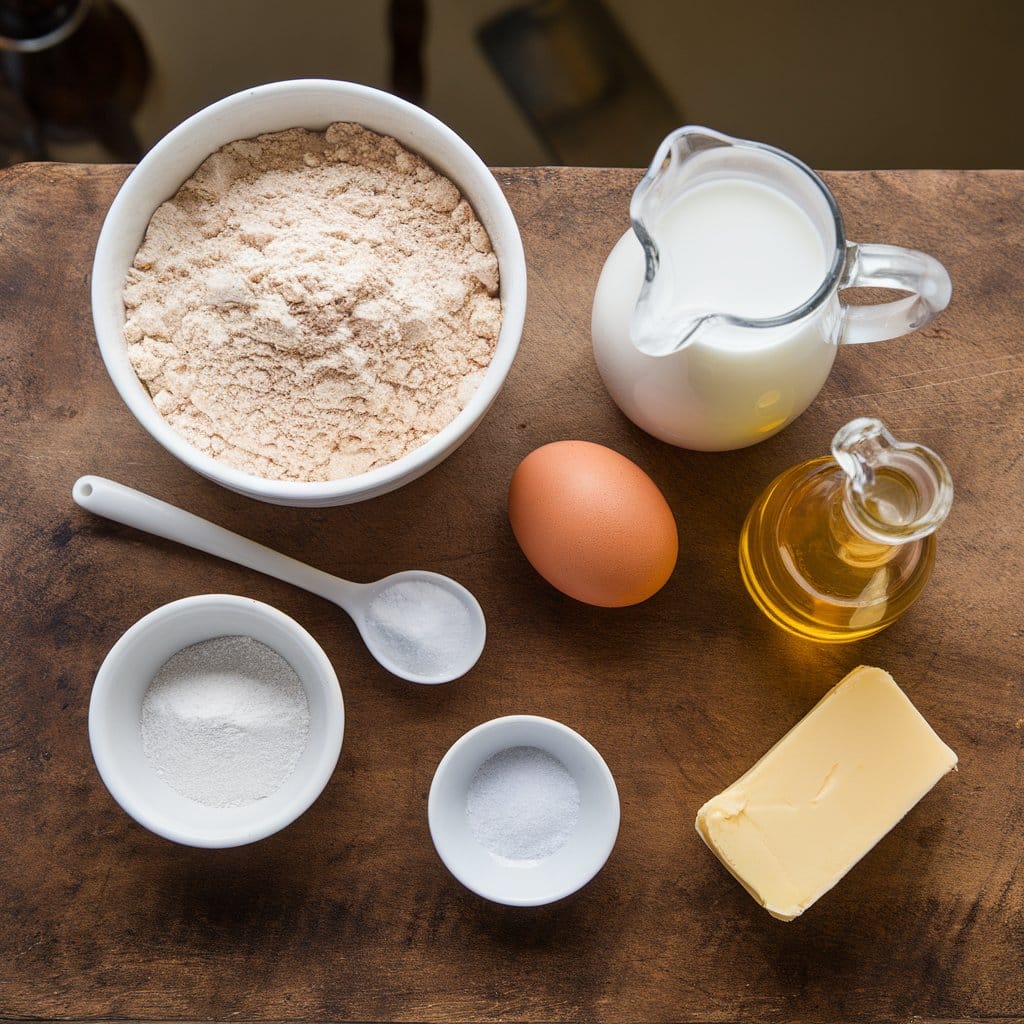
<box><xmin>428</xmin><ymin>716</ymin><xmax>620</xmax><ymax>906</ymax></box>
<box><xmin>91</xmin><ymin>79</ymin><xmax>527</xmax><ymax>507</ymax></box>
<box><xmin>89</xmin><ymin>594</ymin><xmax>344</xmax><ymax>847</ymax></box>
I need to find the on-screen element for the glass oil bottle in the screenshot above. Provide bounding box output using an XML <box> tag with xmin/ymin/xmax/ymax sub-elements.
<box><xmin>739</xmin><ymin>417</ymin><xmax>953</xmax><ymax>642</ymax></box>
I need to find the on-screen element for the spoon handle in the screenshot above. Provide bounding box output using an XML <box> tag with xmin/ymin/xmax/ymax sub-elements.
<box><xmin>72</xmin><ymin>475</ymin><xmax>362</xmax><ymax>612</ymax></box>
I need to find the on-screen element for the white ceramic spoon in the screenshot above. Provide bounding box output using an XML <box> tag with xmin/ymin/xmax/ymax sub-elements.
<box><xmin>72</xmin><ymin>475</ymin><xmax>485</xmax><ymax>685</ymax></box>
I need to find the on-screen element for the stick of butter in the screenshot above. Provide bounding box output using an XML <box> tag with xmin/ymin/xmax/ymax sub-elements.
<box><xmin>695</xmin><ymin>665</ymin><xmax>957</xmax><ymax>921</ymax></box>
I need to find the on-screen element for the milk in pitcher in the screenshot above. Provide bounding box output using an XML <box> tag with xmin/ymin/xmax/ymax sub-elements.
<box><xmin>658</xmin><ymin>178</ymin><xmax>827</xmax><ymax>324</ymax></box>
<box><xmin>592</xmin><ymin>171</ymin><xmax>843</xmax><ymax>451</ymax></box>
<box><xmin>593</xmin><ymin>126</ymin><xmax>952</xmax><ymax>452</ymax></box>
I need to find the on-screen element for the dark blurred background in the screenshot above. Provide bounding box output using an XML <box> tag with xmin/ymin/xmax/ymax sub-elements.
<box><xmin>1</xmin><ymin>0</ymin><xmax>1021</xmax><ymax>169</ymax></box>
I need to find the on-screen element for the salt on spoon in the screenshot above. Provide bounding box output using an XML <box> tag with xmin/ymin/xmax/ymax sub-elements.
<box><xmin>72</xmin><ymin>475</ymin><xmax>485</xmax><ymax>684</ymax></box>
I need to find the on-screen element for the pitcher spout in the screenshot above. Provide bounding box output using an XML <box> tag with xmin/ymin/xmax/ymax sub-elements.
<box><xmin>628</xmin><ymin>126</ymin><xmax>735</xmax><ymax>357</ymax></box>
<box><xmin>629</xmin><ymin>304</ymin><xmax>715</xmax><ymax>356</ymax></box>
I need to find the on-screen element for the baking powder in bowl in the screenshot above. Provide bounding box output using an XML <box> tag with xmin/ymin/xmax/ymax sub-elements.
<box><xmin>140</xmin><ymin>635</ymin><xmax>310</xmax><ymax>807</ymax></box>
<box><xmin>124</xmin><ymin>122</ymin><xmax>502</xmax><ymax>482</ymax></box>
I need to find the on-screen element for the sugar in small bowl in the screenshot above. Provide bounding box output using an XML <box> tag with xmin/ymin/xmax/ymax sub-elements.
<box><xmin>428</xmin><ymin>716</ymin><xmax>620</xmax><ymax>906</ymax></box>
<box><xmin>89</xmin><ymin>594</ymin><xmax>344</xmax><ymax>848</ymax></box>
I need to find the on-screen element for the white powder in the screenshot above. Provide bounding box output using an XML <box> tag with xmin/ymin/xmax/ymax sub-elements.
<box><xmin>140</xmin><ymin>635</ymin><xmax>310</xmax><ymax>808</ymax></box>
<box><xmin>362</xmin><ymin>578</ymin><xmax>475</xmax><ymax>678</ymax></box>
<box><xmin>466</xmin><ymin>746</ymin><xmax>581</xmax><ymax>863</ymax></box>
<box><xmin>123</xmin><ymin>121</ymin><xmax>502</xmax><ymax>482</ymax></box>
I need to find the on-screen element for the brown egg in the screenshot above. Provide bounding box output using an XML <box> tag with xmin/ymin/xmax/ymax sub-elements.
<box><xmin>508</xmin><ymin>440</ymin><xmax>678</xmax><ymax>607</ymax></box>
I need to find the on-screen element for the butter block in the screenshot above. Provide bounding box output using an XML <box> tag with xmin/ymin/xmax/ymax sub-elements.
<box><xmin>695</xmin><ymin>665</ymin><xmax>957</xmax><ymax>921</ymax></box>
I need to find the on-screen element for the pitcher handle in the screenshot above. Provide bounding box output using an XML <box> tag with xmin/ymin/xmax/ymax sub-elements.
<box><xmin>838</xmin><ymin>242</ymin><xmax>952</xmax><ymax>345</ymax></box>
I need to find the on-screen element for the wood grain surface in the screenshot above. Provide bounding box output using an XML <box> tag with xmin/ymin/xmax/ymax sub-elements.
<box><xmin>0</xmin><ymin>162</ymin><xmax>1021</xmax><ymax>1024</ymax></box>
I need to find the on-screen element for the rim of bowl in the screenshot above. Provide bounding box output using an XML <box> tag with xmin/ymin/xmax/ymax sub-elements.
<box><xmin>92</xmin><ymin>78</ymin><xmax>527</xmax><ymax>503</ymax></box>
<box><xmin>427</xmin><ymin>715</ymin><xmax>620</xmax><ymax>906</ymax></box>
<box><xmin>88</xmin><ymin>594</ymin><xmax>345</xmax><ymax>847</ymax></box>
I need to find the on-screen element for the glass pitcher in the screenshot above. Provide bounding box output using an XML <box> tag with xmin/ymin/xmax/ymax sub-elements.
<box><xmin>591</xmin><ymin>127</ymin><xmax>953</xmax><ymax>451</ymax></box>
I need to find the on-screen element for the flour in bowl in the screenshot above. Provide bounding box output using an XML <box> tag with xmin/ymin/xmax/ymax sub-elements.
<box><xmin>124</xmin><ymin>122</ymin><xmax>502</xmax><ymax>482</ymax></box>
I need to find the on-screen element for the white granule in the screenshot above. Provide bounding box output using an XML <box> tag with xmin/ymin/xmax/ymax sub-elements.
<box><xmin>362</xmin><ymin>578</ymin><xmax>475</xmax><ymax>678</ymax></box>
<box><xmin>123</xmin><ymin>121</ymin><xmax>502</xmax><ymax>482</ymax></box>
<box><xmin>466</xmin><ymin>746</ymin><xmax>581</xmax><ymax>863</ymax></box>
<box><xmin>140</xmin><ymin>635</ymin><xmax>310</xmax><ymax>808</ymax></box>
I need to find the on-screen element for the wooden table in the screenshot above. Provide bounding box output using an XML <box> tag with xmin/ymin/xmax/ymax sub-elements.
<box><xmin>1</xmin><ymin>163</ymin><xmax>1021</xmax><ymax>1024</ymax></box>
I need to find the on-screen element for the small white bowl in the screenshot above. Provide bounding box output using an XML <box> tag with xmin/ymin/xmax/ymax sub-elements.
<box><xmin>89</xmin><ymin>594</ymin><xmax>344</xmax><ymax>848</ymax></box>
<box><xmin>91</xmin><ymin>79</ymin><xmax>527</xmax><ymax>507</ymax></box>
<box><xmin>428</xmin><ymin>716</ymin><xmax>619</xmax><ymax>906</ymax></box>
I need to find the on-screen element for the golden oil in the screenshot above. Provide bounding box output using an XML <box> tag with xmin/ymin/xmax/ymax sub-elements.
<box><xmin>738</xmin><ymin>419</ymin><xmax>952</xmax><ymax>643</ymax></box>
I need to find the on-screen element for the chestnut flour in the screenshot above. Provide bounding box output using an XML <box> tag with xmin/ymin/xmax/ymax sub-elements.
<box><xmin>124</xmin><ymin>122</ymin><xmax>501</xmax><ymax>482</ymax></box>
